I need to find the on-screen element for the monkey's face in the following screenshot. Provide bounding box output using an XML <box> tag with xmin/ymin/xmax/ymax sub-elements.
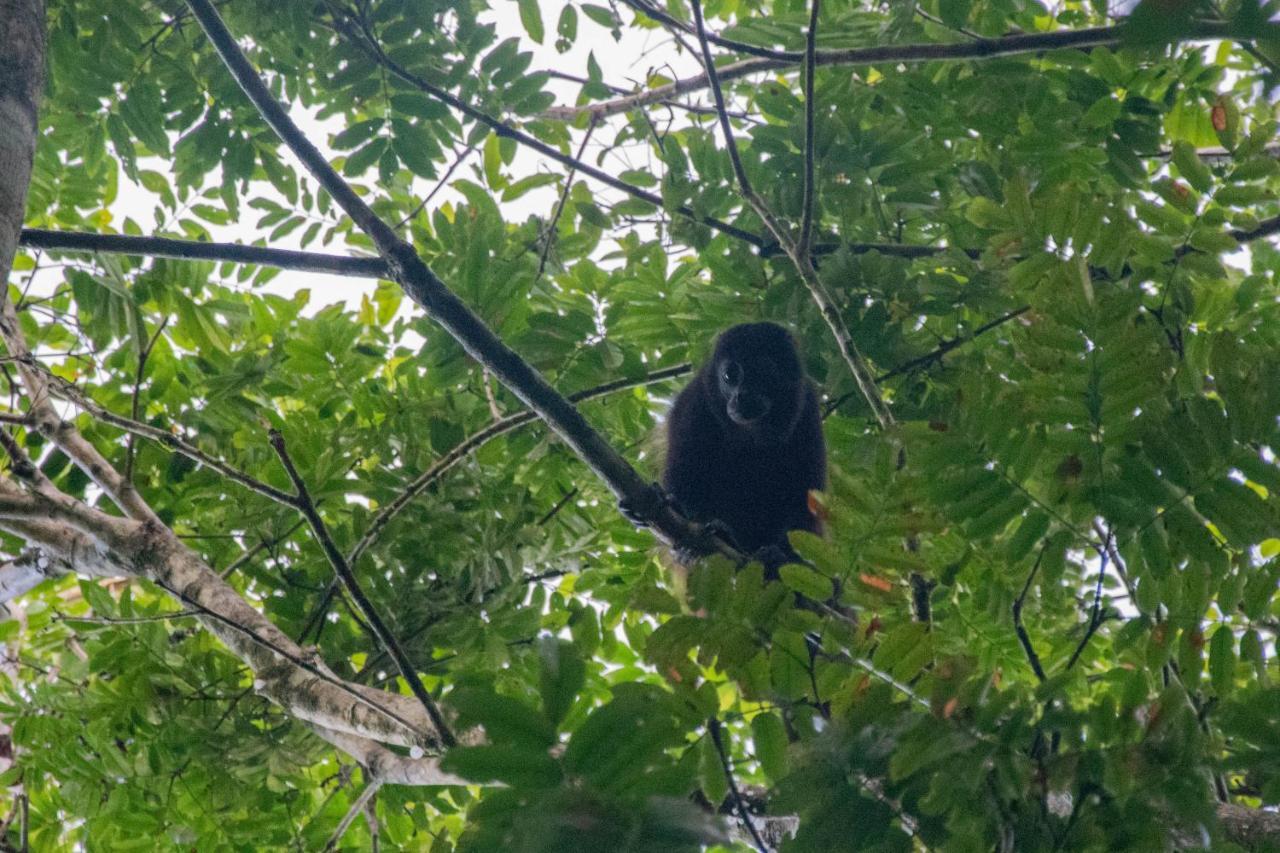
<box><xmin>708</xmin><ymin>323</ymin><xmax>805</xmax><ymax>442</ymax></box>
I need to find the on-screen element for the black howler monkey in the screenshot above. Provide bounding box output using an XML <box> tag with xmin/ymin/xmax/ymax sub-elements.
<box><xmin>662</xmin><ymin>322</ymin><xmax>826</xmax><ymax>569</ymax></box>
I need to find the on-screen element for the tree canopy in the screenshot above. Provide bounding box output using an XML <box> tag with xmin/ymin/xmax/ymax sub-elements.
<box><xmin>1</xmin><ymin>0</ymin><xmax>1280</xmax><ymax>849</ymax></box>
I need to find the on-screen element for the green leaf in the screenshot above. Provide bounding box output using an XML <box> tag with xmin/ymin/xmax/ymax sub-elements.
<box><xmin>778</xmin><ymin>563</ymin><xmax>833</xmax><ymax>601</ymax></box>
<box><xmin>441</xmin><ymin>745</ymin><xmax>561</xmax><ymax>788</ymax></box>
<box><xmin>1208</xmin><ymin>625</ymin><xmax>1235</xmax><ymax>697</ymax></box>
<box><xmin>1172</xmin><ymin>141</ymin><xmax>1213</xmax><ymax>193</ymax></box>
<box><xmin>448</xmin><ymin>688</ymin><xmax>556</xmax><ymax>749</ymax></box>
<box><xmin>751</xmin><ymin>712</ymin><xmax>789</xmax><ymax>782</ymax></box>
<box><xmin>537</xmin><ymin>637</ymin><xmax>585</xmax><ymax>726</ymax></box>
<box><xmin>938</xmin><ymin>0</ymin><xmax>971</xmax><ymax>29</ymax></box>
<box><xmin>517</xmin><ymin>0</ymin><xmax>545</xmax><ymax>42</ymax></box>
<box><xmin>699</xmin><ymin>733</ymin><xmax>729</xmax><ymax>806</ymax></box>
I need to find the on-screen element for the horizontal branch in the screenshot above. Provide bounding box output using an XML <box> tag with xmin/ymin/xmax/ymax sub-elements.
<box><xmin>544</xmin><ymin>20</ymin><xmax>1244</xmax><ymax>121</ymax></box>
<box><xmin>19</xmin><ymin>228</ymin><xmax>387</xmax><ymax>277</ymax></box>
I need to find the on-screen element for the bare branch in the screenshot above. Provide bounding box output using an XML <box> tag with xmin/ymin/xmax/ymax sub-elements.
<box><xmin>309</xmin><ymin>725</ymin><xmax>467</xmax><ymax>786</ymax></box>
<box><xmin>543</xmin><ymin>20</ymin><xmax>1245</xmax><ymax>122</ymax></box>
<box><xmin>708</xmin><ymin>718</ymin><xmax>769</xmax><ymax>853</ymax></box>
<box><xmin>268</xmin><ymin>429</ymin><xmax>457</xmax><ymax>748</ymax></box>
<box><xmin>1012</xmin><ymin>546</ymin><xmax>1048</xmax><ymax>683</ymax></box>
<box><xmin>19</xmin><ymin>228</ymin><xmax>387</xmax><ymax>277</ymax></box>
<box><xmin>537</xmin><ymin>120</ymin><xmax>598</xmax><ymax>283</ymax></box>
<box><xmin>323</xmin><ymin>778</ymin><xmax>383</xmax><ymax>852</ymax></box>
<box><xmin>796</xmin><ymin>0</ymin><xmax>820</xmax><ymax>259</ymax></box>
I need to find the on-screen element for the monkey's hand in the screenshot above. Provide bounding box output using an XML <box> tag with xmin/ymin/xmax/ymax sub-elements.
<box><xmin>753</xmin><ymin>542</ymin><xmax>801</xmax><ymax>572</ymax></box>
<box><xmin>671</xmin><ymin>519</ymin><xmax>735</xmax><ymax>566</ymax></box>
<box><xmin>617</xmin><ymin>481</ymin><xmax>673</xmax><ymax>528</ymax></box>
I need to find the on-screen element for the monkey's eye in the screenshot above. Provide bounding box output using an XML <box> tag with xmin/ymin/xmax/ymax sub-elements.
<box><xmin>721</xmin><ymin>360</ymin><xmax>743</xmax><ymax>387</ymax></box>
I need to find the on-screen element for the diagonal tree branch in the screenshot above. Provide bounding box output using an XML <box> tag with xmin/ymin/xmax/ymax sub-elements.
<box><xmin>268</xmin><ymin>428</ymin><xmax>457</xmax><ymax>748</ymax></box>
<box><xmin>183</xmin><ymin>0</ymin><xmax>713</xmax><ymax>556</ymax></box>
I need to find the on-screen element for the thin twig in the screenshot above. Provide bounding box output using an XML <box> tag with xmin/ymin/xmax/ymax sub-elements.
<box><xmin>393</xmin><ymin>141</ymin><xmax>478</xmax><ymax>230</ymax></box>
<box><xmin>796</xmin><ymin>0</ymin><xmax>820</xmax><ymax>259</ymax></box>
<box><xmin>220</xmin><ymin>519</ymin><xmax>307</xmax><ymax>579</ymax></box>
<box><xmin>267</xmin><ymin>429</ymin><xmax>456</xmax><ymax>748</ymax></box>
<box><xmin>537</xmin><ymin>120</ymin><xmax>598</xmax><ymax>283</ymax></box>
<box><xmin>1065</xmin><ymin>532</ymin><xmax>1110</xmax><ymax>672</ymax></box>
<box><xmin>55</xmin><ymin>610</ymin><xmax>199</xmax><ymax>625</ymax></box>
<box><xmin>707</xmin><ymin>718</ymin><xmax>769</xmax><ymax>853</ymax></box>
<box><xmin>536</xmin><ymin>487</ymin><xmax>579</xmax><ymax>527</ymax></box>
<box><xmin>1012</xmin><ymin>546</ymin><xmax>1048</xmax><ymax>683</ymax></box>
<box><xmin>125</xmin><ymin>315</ymin><xmax>170</xmax><ymax>483</ymax></box>
<box><xmin>323</xmin><ymin>778</ymin><xmax>383</xmax><ymax>852</ymax></box>
<box><xmin>823</xmin><ymin>305</ymin><xmax>1031</xmax><ymax>417</ymax></box>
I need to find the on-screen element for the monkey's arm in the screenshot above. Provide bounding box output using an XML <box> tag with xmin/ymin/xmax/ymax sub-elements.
<box><xmin>660</xmin><ymin>387</ymin><xmax>723</xmax><ymax>524</ymax></box>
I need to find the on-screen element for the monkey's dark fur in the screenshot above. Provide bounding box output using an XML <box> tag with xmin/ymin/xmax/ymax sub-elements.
<box><xmin>662</xmin><ymin>322</ymin><xmax>826</xmax><ymax>568</ymax></box>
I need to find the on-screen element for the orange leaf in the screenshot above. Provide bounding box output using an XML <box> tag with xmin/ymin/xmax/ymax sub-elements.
<box><xmin>1211</xmin><ymin>103</ymin><xmax>1228</xmax><ymax>132</ymax></box>
<box><xmin>859</xmin><ymin>573</ymin><xmax>893</xmax><ymax>592</ymax></box>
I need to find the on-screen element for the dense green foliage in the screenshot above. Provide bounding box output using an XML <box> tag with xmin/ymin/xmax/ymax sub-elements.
<box><xmin>7</xmin><ymin>0</ymin><xmax>1280</xmax><ymax>849</ymax></box>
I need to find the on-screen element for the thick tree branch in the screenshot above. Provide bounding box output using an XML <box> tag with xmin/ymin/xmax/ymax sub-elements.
<box><xmin>184</xmin><ymin>0</ymin><xmax>712</xmax><ymax>556</ymax></box>
<box><xmin>0</xmin><ymin>0</ymin><xmax>44</xmax><ymax>308</ymax></box>
<box><xmin>10</xmin><ymin>495</ymin><xmax>445</xmax><ymax>747</ymax></box>
<box><xmin>308</xmin><ymin>724</ymin><xmax>466</xmax><ymax>786</ymax></box>
<box><xmin>543</xmin><ymin>20</ymin><xmax>1244</xmax><ymax>121</ymax></box>
<box><xmin>268</xmin><ymin>429</ymin><xmax>457</xmax><ymax>748</ymax></box>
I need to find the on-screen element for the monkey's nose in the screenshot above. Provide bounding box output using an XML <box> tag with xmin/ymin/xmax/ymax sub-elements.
<box><xmin>729</xmin><ymin>395</ymin><xmax>770</xmax><ymax>424</ymax></box>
